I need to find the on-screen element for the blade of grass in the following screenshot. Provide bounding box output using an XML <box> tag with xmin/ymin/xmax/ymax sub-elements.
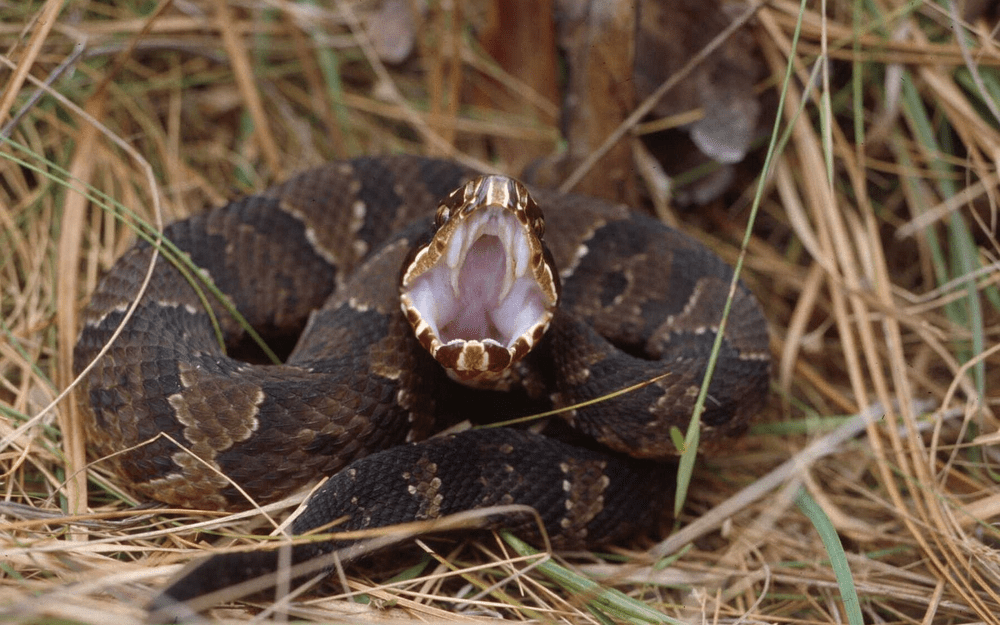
<box><xmin>501</xmin><ymin>532</ymin><xmax>683</xmax><ymax>625</ymax></box>
<box><xmin>899</xmin><ymin>73</ymin><xmax>986</xmax><ymax>400</ymax></box>
<box><xmin>674</xmin><ymin>0</ymin><xmax>810</xmax><ymax>518</ymax></box>
<box><xmin>795</xmin><ymin>488</ymin><xmax>864</xmax><ymax>625</ymax></box>
<box><xmin>1</xmin><ymin>137</ymin><xmax>282</xmax><ymax>366</ymax></box>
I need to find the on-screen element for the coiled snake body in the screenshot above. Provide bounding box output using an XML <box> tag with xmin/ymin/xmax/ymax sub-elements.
<box><xmin>74</xmin><ymin>156</ymin><xmax>769</xmax><ymax>609</ymax></box>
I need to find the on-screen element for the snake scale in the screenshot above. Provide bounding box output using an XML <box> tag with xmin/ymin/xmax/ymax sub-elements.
<box><xmin>73</xmin><ymin>155</ymin><xmax>770</xmax><ymax>613</ymax></box>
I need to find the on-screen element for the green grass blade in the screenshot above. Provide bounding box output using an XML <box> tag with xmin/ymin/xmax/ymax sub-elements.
<box><xmin>796</xmin><ymin>489</ymin><xmax>864</xmax><ymax>625</ymax></box>
<box><xmin>501</xmin><ymin>532</ymin><xmax>683</xmax><ymax>625</ymax></box>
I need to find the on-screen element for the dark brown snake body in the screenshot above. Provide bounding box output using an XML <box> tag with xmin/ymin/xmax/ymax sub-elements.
<box><xmin>73</xmin><ymin>156</ymin><xmax>769</xmax><ymax>612</ymax></box>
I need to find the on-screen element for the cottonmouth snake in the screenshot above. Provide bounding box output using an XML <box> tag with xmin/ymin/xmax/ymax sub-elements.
<box><xmin>73</xmin><ymin>155</ymin><xmax>770</xmax><ymax>612</ymax></box>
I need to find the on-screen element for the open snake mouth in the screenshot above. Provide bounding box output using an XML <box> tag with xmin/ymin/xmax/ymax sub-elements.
<box><xmin>400</xmin><ymin>175</ymin><xmax>559</xmax><ymax>383</ymax></box>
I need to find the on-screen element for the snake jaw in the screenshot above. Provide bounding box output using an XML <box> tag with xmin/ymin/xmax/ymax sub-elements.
<box><xmin>400</xmin><ymin>175</ymin><xmax>559</xmax><ymax>385</ymax></box>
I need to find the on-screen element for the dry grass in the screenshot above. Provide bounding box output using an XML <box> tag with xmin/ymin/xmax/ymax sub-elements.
<box><xmin>2</xmin><ymin>0</ymin><xmax>1000</xmax><ymax>623</ymax></box>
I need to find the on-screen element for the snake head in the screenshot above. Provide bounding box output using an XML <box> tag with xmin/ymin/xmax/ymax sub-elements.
<box><xmin>400</xmin><ymin>175</ymin><xmax>559</xmax><ymax>385</ymax></box>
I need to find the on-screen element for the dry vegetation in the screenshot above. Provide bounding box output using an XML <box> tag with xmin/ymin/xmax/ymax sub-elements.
<box><xmin>2</xmin><ymin>0</ymin><xmax>1000</xmax><ymax>623</ymax></box>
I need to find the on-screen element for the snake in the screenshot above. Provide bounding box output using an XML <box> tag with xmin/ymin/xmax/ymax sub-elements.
<box><xmin>73</xmin><ymin>155</ymin><xmax>770</xmax><ymax>612</ymax></box>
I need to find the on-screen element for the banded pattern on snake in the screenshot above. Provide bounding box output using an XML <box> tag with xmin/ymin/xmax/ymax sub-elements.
<box><xmin>73</xmin><ymin>155</ymin><xmax>769</xmax><ymax>613</ymax></box>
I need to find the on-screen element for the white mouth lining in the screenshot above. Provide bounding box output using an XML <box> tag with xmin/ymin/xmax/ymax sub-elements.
<box><xmin>403</xmin><ymin>206</ymin><xmax>546</xmax><ymax>350</ymax></box>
